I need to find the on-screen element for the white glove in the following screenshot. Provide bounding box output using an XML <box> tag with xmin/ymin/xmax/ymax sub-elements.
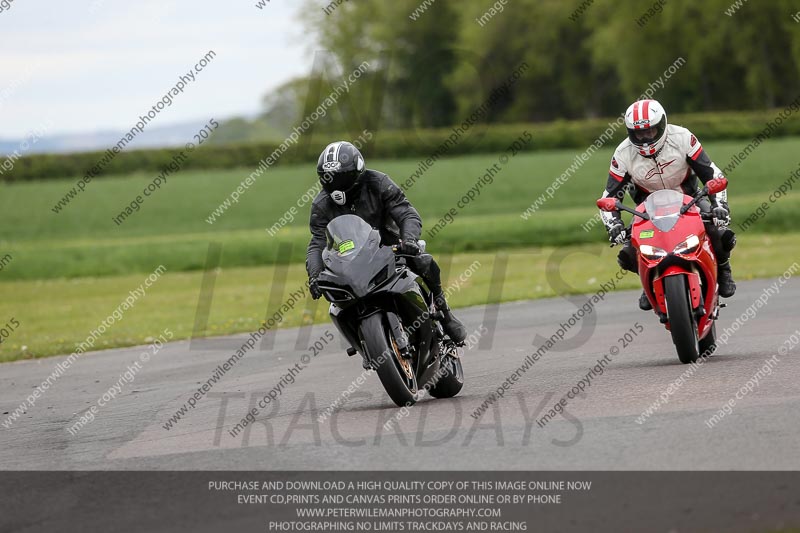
<box><xmin>607</xmin><ymin>220</ymin><xmax>627</xmax><ymax>245</ymax></box>
<box><xmin>712</xmin><ymin>203</ymin><xmax>731</xmax><ymax>228</ymax></box>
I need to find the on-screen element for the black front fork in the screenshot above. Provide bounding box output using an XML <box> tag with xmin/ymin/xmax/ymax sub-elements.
<box><xmin>385</xmin><ymin>311</ymin><xmax>412</xmax><ymax>357</ymax></box>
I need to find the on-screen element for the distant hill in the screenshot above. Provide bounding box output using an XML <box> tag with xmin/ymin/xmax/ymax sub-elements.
<box><xmin>0</xmin><ymin>119</ymin><xmax>212</xmax><ymax>156</ymax></box>
<box><xmin>0</xmin><ymin>114</ymin><xmax>284</xmax><ymax>156</ymax></box>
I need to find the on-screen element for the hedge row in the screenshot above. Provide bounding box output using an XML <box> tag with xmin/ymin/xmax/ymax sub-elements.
<box><xmin>4</xmin><ymin>109</ymin><xmax>799</xmax><ymax>183</ymax></box>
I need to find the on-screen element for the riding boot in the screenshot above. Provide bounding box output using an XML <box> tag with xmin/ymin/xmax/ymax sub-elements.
<box><xmin>432</xmin><ymin>291</ymin><xmax>467</xmax><ymax>343</ymax></box>
<box><xmin>718</xmin><ymin>260</ymin><xmax>736</xmax><ymax>298</ymax></box>
<box><xmin>639</xmin><ymin>290</ymin><xmax>653</xmax><ymax>311</ymax></box>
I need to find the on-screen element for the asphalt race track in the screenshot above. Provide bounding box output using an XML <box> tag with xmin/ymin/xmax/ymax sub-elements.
<box><xmin>2</xmin><ymin>278</ymin><xmax>799</xmax><ymax>471</ymax></box>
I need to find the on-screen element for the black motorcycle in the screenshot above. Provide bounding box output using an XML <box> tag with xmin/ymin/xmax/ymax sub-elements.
<box><xmin>316</xmin><ymin>215</ymin><xmax>464</xmax><ymax>407</ymax></box>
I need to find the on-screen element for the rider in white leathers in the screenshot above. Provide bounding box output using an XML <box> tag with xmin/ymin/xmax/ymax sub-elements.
<box><xmin>599</xmin><ymin>99</ymin><xmax>736</xmax><ymax>310</ymax></box>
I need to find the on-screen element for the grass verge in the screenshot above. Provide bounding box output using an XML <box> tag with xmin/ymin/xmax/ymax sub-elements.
<box><xmin>1</xmin><ymin>233</ymin><xmax>797</xmax><ymax>362</ymax></box>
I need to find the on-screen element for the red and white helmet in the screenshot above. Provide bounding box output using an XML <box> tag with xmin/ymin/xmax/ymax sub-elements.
<box><xmin>624</xmin><ymin>99</ymin><xmax>668</xmax><ymax>157</ymax></box>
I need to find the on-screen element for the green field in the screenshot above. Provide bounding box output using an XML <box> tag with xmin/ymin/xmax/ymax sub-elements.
<box><xmin>1</xmin><ymin>138</ymin><xmax>798</xmax><ymax>281</ymax></box>
<box><xmin>1</xmin><ymin>138</ymin><xmax>798</xmax><ymax>361</ymax></box>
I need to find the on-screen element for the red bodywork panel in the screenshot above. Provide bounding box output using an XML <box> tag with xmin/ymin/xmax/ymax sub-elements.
<box><xmin>653</xmin><ymin>267</ymin><xmax>702</xmax><ymax>312</ymax></box>
<box><xmin>632</xmin><ymin>198</ymin><xmax>719</xmax><ymax>341</ymax></box>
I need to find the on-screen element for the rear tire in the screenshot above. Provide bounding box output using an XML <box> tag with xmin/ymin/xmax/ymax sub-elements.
<box><xmin>664</xmin><ymin>275</ymin><xmax>699</xmax><ymax>364</ymax></box>
<box><xmin>359</xmin><ymin>313</ymin><xmax>417</xmax><ymax>407</ymax></box>
<box><xmin>699</xmin><ymin>322</ymin><xmax>717</xmax><ymax>357</ymax></box>
<box><xmin>428</xmin><ymin>348</ymin><xmax>464</xmax><ymax>399</ymax></box>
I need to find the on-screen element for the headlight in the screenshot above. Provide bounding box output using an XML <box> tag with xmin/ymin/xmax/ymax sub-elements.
<box><xmin>323</xmin><ymin>287</ymin><xmax>354</xmax><ymax>302</ymax></box>
<box><xmin>639</xmin><ymin>244</ymin><xmax>667</xmax><ymax>260</ymax></box>
<box><xmin>673</xmin><ymin>234</ymin><xmax>700</xmax><ymax>255</ymax></box>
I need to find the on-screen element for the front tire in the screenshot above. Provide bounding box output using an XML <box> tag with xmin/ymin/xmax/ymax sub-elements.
<box><xmin>359</xmin><ymin>313</ymin><xmax>418</xmax><ymax>407</ymax></box>
<box><xmin>664</xmin><ymin>275</ymin><xmax>699</xmax><ymax>364</ymax></box>
<box><xmin>428</xmin><ymin>351</ymin><xmax>464</xmax><ymax>399</ymax></box>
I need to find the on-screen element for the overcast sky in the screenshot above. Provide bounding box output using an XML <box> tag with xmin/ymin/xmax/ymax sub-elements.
<box><xmin>0</xmin><ymin>0</ymin><xmax>312</xmax><ymax>138</ymax></box>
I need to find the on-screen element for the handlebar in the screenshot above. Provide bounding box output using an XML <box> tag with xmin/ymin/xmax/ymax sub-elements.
<box><xmin>680</xmin><ymin>176</ymin><xmax>728</xmax><ymax>213</ymax></box>
<box><xmin>679</xmin><ymin>185</ymin><xmax>708</xmax><ymax>215</ymax></box>
<box><xmin>391</xmin><ymin>245</ymin><xmax>417</xmax><ymax>259</ymax></box>
<box><xmin>391</xmin><ymin>239</ymin><xmax>426</xmax><ymax>257</ymax></box>
<box><xmin>596</xmin><ymin>177</ymin><xmax>728</xmax><ymax>219</ymax></box>
<box><xmin>618</xmin><ymin>202</ymin><xmax>650</xmax><ymax>221</ymax></box>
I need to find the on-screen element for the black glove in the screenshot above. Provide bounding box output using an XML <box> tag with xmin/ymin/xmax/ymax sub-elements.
<box><xmin>606</xmin><ymin>220</ymin><xmax>627</xmax><ymax>245</ymax></box>
<box><xmin>309</xmin><ymin>276</ymin><xmax>322</xmax><ymax>300</ymax></box>
<box><xmin>399</xmin><ymin>238</ymin><xmax>421</xmax><ymax>256</ymax></box>
<box><xmin>712</xmin><ymin>202</ymin><xmax>731</xmax><ymax>228</ymax></box>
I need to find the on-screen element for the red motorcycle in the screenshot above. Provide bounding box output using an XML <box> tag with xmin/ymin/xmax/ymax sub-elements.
<box><xmin>597</xmin><ymin>178</ymin><xmax>728</xmax><ymax>364</ymax></box>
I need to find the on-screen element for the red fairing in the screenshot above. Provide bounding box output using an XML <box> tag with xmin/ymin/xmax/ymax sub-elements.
<box><xmin>632</xmin><ymin>195</ymin><xmax>719</xmax><ymax>341</ymax></box>
<box><xmin>654</xmin><ymin>267</ymin><xmax>702</xmax><ymax>310</ymax></box>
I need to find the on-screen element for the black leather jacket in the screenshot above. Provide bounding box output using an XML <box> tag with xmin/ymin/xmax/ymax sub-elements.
<box><xmin>306</xmin><ymin>170</ymin><xmax>423</xmax><ymax>278</ymax></box>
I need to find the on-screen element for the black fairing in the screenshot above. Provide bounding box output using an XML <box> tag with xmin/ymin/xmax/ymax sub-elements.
<box><xmin>317</xmin><ymin>215</ymin><xmax>437</xmax><ymax>378</ymax></box>
<box><xmin>320</xmin><ymin>215</ymin><xmax>395</xmax><ymax>299</ymax></box>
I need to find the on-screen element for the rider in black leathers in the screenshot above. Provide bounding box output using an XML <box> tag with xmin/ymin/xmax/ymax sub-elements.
<box><xmin>306</xmin><ymin>141</ymin><xmax>468</xmax><ymax>344</ymax></box>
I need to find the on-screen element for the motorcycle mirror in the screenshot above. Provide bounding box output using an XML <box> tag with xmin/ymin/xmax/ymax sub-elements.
<box><xmin>596</xmin><ymin>198</ymin><xmax>618</xmax><ymax>212</ymax></box>
<box><xmin>706</xmin><ymin>177</ymin><xmax>728</xmax><ymax>195</ymax></box>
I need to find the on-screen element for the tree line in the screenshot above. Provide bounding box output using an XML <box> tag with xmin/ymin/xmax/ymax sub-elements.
<box><xmin>214</xmin><ymin>0</ymin><xmax>799</xmax><ymax>143</ymax></box>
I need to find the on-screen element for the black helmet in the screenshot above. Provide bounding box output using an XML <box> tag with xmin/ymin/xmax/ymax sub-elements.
<box><xmin>316</xmin><ymin>141</ymin><xmax>365</xmax><ymax>205</ymax></box>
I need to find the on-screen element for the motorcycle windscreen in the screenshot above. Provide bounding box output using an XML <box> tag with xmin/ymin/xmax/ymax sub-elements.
<box><xmin>325</xmin><ymin>214</ymin><xmax>374</xmax><ymax>257</ymax></box>
<box><xmin>322</xmin><ymin>214</ymin><xmax>395</xmax><ymax>297</ymax></box>
<box><xmin>644</xmin><ymin>189</ymin><xmax>684</xmax><ymax>232</ymax></box>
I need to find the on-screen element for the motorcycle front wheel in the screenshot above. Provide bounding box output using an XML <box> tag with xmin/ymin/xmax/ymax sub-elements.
<box><xmin>664</xmin><ymin>275</ymin><xmax>700</xmax><ymax>364</ymax></box>
<box><xmin>359</xmin><ymin>313</ymin><xmax>418</xmax><ymax>407</ymax></box>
